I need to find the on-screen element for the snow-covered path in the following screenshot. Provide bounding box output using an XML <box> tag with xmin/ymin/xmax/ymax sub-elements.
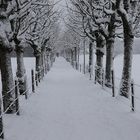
<box><xmin>4</xmin><ymin>57</ymin><xmax>140</xmax><ymax>140</ymax></box>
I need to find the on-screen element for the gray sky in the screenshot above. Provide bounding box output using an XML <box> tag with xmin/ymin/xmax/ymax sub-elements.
<box><xmin>54</xmin><ymin>0</ymin><xmax>68</xmax><ymax>32</ymax></box>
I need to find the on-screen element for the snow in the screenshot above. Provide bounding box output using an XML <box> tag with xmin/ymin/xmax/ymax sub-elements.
<box><xmin>11</xmin><ymin>57</ymin><xmax>35</xmax><ymax>78</ymax></box>
<box><xmin>2</xmin><ymin>57</ymin><xmax>140</xmax><ymax>140</ymax></box>
<box><xmin>114</xmin><ymin>38</ymin><xmax>140</xmax><ymax>55</ymax></box>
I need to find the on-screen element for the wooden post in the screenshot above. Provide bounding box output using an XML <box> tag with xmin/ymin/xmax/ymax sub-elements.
<box><xmin>15</xmin><ymin>80</ymin><xmax>20</xmax><ymax>115</ymax></box>
<box><xmin>42</xmin><ymin>67</ymin><xmax>44</xmax><ymax>78</ymax></box>
<box><xmin>94</xmin><ymin>67</ymin><xmax>97</xmax><ymax>84</ymax></box>
<box><xmin>41</xmin><ymin>68</ymin><xmax>43</xmax><ymax>80</ymax></box>
<box><xmin>24</xmin><ymin>76</ymin><xmax>28</xmax><ymax>100</ymax></box>
<box><xmin>111</xmin><ymin>70</ymin><xmax>115</xmax><ymax>97</ymax></box>
<box><xmin>31</xmin><ymin>69</ymin><xmax>35</xmax><ymax>93</ymax></box>
<box><xmin>80</xmin><ymin>64</ymin><xmax>81</xmax><ymax>72</ymax></box>
<box><xmin>76</xmin><ymin>62</ymin><xmax>78</xmax><ymax>70</ymax></box>
<box><xmin>35</xmin><ymin>73</ymin><xmax>38</xmax><ymax>86</ymax></box>
<box><xmin>89</xmin><ymin>65</ymin><xmax>93</xmax><ymax>80</ymax></box>
<box><xmin>45</xmin><ymin>64</ymin><xmax>47</xmax><ymax>74</ymax></box>
<box><xmin>43</xmin><ymin>67</ymin><xmax>45</xmax><ymax>78</ymax></box>
<box><xmin>38</xmin><ymin>71</ymin><xmax>41</xmax><ymax>83</ymax></box>
<box><xmin>101</xmin><ymin>69</ymin><xmax>104</xmax><ymax>87</ymax></box>
<box><xmin>131</xmin><ymin>80</ymin><xmax>135</xmax><ymax>112</ymax></box>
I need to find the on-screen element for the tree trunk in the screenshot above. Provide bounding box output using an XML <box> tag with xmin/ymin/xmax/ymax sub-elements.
<box><xmin>117</xmin><ymin>0</ymin><xmax>134</xmax><ymax>98</ymax></box>
<box><xmin>89</xmin><ymin>42</ymin><xmax>93</xmax><ymax>73</ymax></box>
<box><xmin>46</xmin><ymin>53</ymin><xmax>50</xmax><ymax>71</ymax></box>
<box><xmin>74</xmin><ymin>47</ymin><xmax>78</xmax><ymax>69</ymax></box>
<box><xmin>16</xmin><ymin>47</ymin><xmax>27</xmax><ymax>95</ymax></box>
<box><xmin>71</xmin><ymin>50</ymin><xmax>74</xmax><ymax>67</ymax></box>
<box><xmin>105</xmin><ymin>39</ymin><xmax>114</xmax><ymax>87</ymax></box>
<box><xmin>35</xmin><ymin>54</ymin><xmax>42</xmax><ymax>80</ymax></box>
<box><xmin>95</xmin><ymin>50</ymin><xmax>104</xmax><ymax>84</ymax></box>
<box><xmin>44</xmin><ymin>48</ymin><xmax>47</xmax><ymax>74</ymax></box>
<box><xmin>95</xmin><ymin>33</ymin><xmax>104</xmax><ymax>84</ymax></box>
<box><xmin>0</xmin><ymin>51</ymin><xmax>15</xmax><ymax>113</ymax></box>
<box><xmin>77</xmin><ymin>47</ymin><xmax>80</xmax><ymax>68</ymax></box>
<box><xmin>83</xmin><ymin>38</ymin><xmax>86</xmax><ymax>74</ymax></box>
<box><xmin>120</xmin><ymin>34</ymin><xmax>134</xmax><ymax>98</ymax></box>
<box><xmin>41</xmin><ymin>51</ymin><xmax>44</xmax><ymax>78</ymax></box>
<box><xmin>105</xmin><ymin>3</ymin><xmax>116</xmax><ymax>87</ymax></box>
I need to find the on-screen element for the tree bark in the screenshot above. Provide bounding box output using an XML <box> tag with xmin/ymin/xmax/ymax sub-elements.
<box><xmin>95</xmin><ymin>50</ymin><xmax>104</xmax><ymax>84</ymax></box>
<box><xmin>83</xmin><ymin>38</ymin><xmax>86</xmax><ymax>74</ymax></box>
<box><xmin>117</xmin><ymin>0</ymin><xmax>134</xmax><ymax>98</ymax></box>
<box><xmin>16</xmin><ymin>45</ymin><xmax>27</xmax><ymax>95</ymax></box>
<box><xmin>46</xmin><ymin>52</ymin><xmax>50</xmax><ymax>71</ymax></box>
<box><xmin>77</xmin><ymin>47</ymin><xmax>80</xmax><ymax>68</ymax></box>
<box><xmin>74</xmin><ymin>47</ymin><xmax>78</xmax><ymax>69</ymax></box>
<box><xmin>95</xmin><ymin>33</ymin><xmax>104</xmax><ymax>84</ymax></box>
<box><xmin>89</xmin><ymin>42</ymin><xmax>93</xmax><ymax>73</ymax></box>
<box><xmin>105</xmin><ymin>38</ymin><xmax>115</xmax><ymax>87</ymax></box>
<box><xmin>120</xmin><ymin>34</ymin><xmax>134</xmax><ymax>98</ymax></box>
<box><xmin>105</xmin><ymin>3</ymin><xmax>116</xmax><ymax>87</ymax></box>
<box><xmin>41</xmin><ymin>51</ymin><xmax>45</xmax><ymax>78</ymax></box>
<box><xmin>44</xmin><ymin>48</ymin><xmax>48</xmax><ymax>74</ymax></box>
<box><xmin>71</xmin><ymin>49</ymin><xmax>74</xmax><ymax>66</ymax></box>
<box><xmin>0</xmin><ymin>2</ymin><xmax>16</xmax><ymax>113</ymax></box>
<box><xmin>35</xmin><ymin>54</ymin><xmax>42</xmax><ymax>72</ymax></box>
<box><xmin>0</xmin><ymin>51</ymin><xmax>15</xmax><ymax>113</ymax></box>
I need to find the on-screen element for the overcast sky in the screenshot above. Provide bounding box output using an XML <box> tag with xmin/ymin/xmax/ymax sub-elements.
<box><xmin>54</xmin><ymin>0</ymin><xmax>68</xmax><ymax>32</ymax></box>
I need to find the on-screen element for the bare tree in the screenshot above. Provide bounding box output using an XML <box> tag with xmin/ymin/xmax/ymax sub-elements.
<box><xmin>0</xmin><ymin>0</ymin><xmax>16</xmax><ymax>113</ymax></box>
<box><xmin>69</xmin><ymin>0</ymin><xmax>105</xmax><ymax>82</ymax></box>
<box><xmin>10</xmin><ymin>0</ymin><xmax>32</xmax><ymax>95</ymax></box>
<box><xmin>26</xmin><ymin>0</ymin><xmax>60</xmax><ymax>78</ymax></box>
<box><xmin>116</xmin><ymin>0</ymin><xmax>140</xmax><ymax>97</ymax></box>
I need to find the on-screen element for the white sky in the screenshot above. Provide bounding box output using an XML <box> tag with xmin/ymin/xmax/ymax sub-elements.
<box><xmin>54</xmin><ymin>0</ymin><xmax>68</xmax><ymax>32</ymax></box>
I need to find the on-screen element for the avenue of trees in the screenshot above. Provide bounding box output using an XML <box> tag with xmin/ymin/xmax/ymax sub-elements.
<box><xmin>0</xmin><ymin>0</ymin><xmax>140</xmax><ymax>116</ymax></box>
<box><xmin>0</xmin><ymin>0</ymin><xmax>60</xmax><ymax>114</ymax></box>
<box><xmin>61</xmin><ymin>0</ymin><xmax>140</xmax><ymax>98</ymax></box>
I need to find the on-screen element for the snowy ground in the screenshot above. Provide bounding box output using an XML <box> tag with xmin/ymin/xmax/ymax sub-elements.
<box><xmin>79</xmin><ymin>54</ymin><xmax>140</xmax><ymax>112</ymax></box>
<box><xmin>2</xmin><ymin>57</ymin><xmax>140</xmax><ymax>140</ymax></box>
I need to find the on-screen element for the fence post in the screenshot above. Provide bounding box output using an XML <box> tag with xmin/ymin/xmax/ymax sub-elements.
<box><xmin>45</xmin><ymin>64</ymin><xmax>47</xmax><ymax>74</ymax></box>
<box><xmin>31</xmin><ymin>69</ymin><xmax>35</xmax><ymax>93</ymax></box>
<box><xmin>131</xmin><ymin>80</ymin><xmax>135</xmax><ymax>112</ymax></box>
<box><xmin>35</xmin><ymin>72</ymin><xmax>38</xmax><ymax>87</ymax></box>
<box><xmin>24</xmin><ymin>76</ymin><xmax>28</xmax><ymax>100</ymax></box>
<box><xmin>38</xmin><ymin>71</ymin><xmax>41</xmax><ymax>83</ymax></box>
<box><xmin>101</xmin><ymin>69</ymin><xmax>104</xmax><ymax>88</ymax></box>
<box><xmin>43</xmin><ymin>67</ymin><xmax>45</xmax><ymax>78</ymax></box>
<box><xmin>89</xmin><ymin>65</ymin><xmax>91</xmax><ymax>80</ymax></box>
<box><xmin>111</xmin><ymin>70</ymin><xmax>115</xmax><ymax>97</ymax></box>
<box><xmin>75</xmin><ymin>62</ymin><xmax>77</xmax><ymax>70</ymax></box>
<box><xmin>94</xmin><ymin>66</ymin><xmax>97</xmax><ymax>84</ymax></box>
<box><xmin>15</xmin><ymin>80</ymin><xmax>20</xmax><ymax>115</ymax></box>
<box><xmin>41</xmin><ymin>68</ymin><xmax>43</xmax><ymax>80</ymax></box>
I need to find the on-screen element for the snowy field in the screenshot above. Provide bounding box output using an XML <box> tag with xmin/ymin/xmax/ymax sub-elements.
<box><xmin>11</xmin><ymin>57</ymin><xmax>35</xmax><ymax>82</ymax></box>
<box><xmin>79</xmin><ymin>54</ymin><xmax>140</xmax><ymax>113</ymax></box>
<box><xmin>1</xmin><ymin>57</ymin><xmax>140</xmax><ymax>140</ymax></box>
